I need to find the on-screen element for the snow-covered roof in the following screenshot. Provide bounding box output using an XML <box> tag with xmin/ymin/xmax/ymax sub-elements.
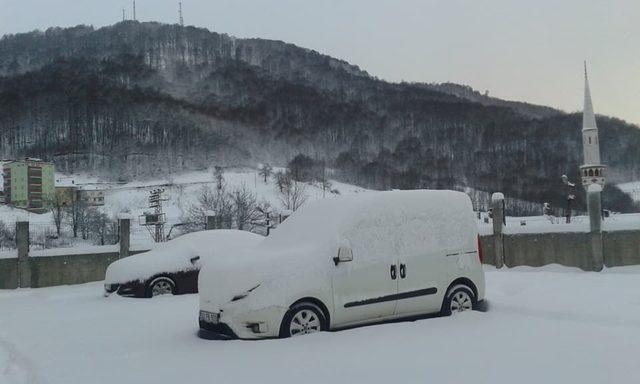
<box><xmin>105</xmin><ymin>230</ymin><xmax>263</xmax><ymax>284</ymax></box>
<box><xmin>265</xmin><ymin>190</ymin><xmax>476</xmax><ymax>251</ymax></box>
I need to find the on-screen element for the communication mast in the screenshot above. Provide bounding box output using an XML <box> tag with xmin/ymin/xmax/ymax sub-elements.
<box><xmin>179</xmin><ymin>2</ymin><xmax>184</xmax><ymax>26</ymax></box>
<box><xmin>122</xmin><ymin>8</ymin><xmax>126</xmax><ymax>22</ymax></box>
<box><xmin>140</xmin><ymin>188</ymin><xmax>168</xmax><ymax>242</ymax></box>
<box><xmin>133</xmin><ymin>0</ymin><xmax>137</xmax><ymax>21</ymax></box>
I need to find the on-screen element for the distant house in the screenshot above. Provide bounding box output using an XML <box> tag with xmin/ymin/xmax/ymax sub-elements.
<box><xmin>2</xmin><ymin>159</ymin><xmax>55</xmax><ymax>210</ymax></box>
<box><xmin>54</xmin><ymin>186</ymin><xmax>78</xmax><ymax>207</ymax></box>
<box><xmin>78</xmin><ymin>188</ymin><xmax>105</xmax><ymax>206</ymax></box>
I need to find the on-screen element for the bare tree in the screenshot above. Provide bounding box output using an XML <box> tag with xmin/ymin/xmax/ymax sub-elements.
<box><xmin>50</xmin><ymin>194</ymin><xmax>65</xmax><ymax>237</ymax></box>
<box><xmin>0</xmin><ymin>220</ymin><xmax>16</xmax><ymax>250</ymax></box>
<box><xmin>213</xmin><ymin>166</ymin><xmax>225</xmax><ymax>191</ymax></box>
<box><xmin>66</xmin><ymin>198</ymin><xmax>88</xmax><ymax>238</ymax></box>
<box><xmin>86</xmin><ymin>209</ymin><xmax>116</xmax><ymax>245</ymax></box>
<box><xmin>183</xmin><ymin>184</ymin><xmax>233</xmax><ymax>232</ymax></box>
<box><xmin>230</xmin><ymin>184</ymin><xmax>260</xmax><ymax>230</ymax></box>
<box><xmin>279</xmin><ymin>180</ymin><xmax>308</xmax><ymax>211</ymax></box>
<box><xmin>275</xmin><ymin>170</ymin><xmax>292</xmax><ymax>193</ymax></box>
<box><xmin>259</xmin><ymin>164</ymin><xmax>273</xmax><ymax>183</ymax></box>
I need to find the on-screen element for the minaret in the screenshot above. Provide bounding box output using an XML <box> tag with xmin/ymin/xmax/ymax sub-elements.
<box><xmin>580</xmin><ymin>62</ymin><xmax>606</xmax><ymax>188</ymax></box>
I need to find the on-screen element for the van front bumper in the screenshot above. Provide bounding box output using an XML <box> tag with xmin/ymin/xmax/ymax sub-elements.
<box><xmin>198</xmin><ymin>304</ymin><xmax>287</xmax><ymax>340</ymax></box>
<box><xmin>198</xmin><ymin>320</ymin><xmax>238</xmax><ymax>340</ymax></box>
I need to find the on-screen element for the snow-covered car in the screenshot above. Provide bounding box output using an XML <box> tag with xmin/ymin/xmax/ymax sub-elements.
<box><xmin>198</xmin><ymin>190</ymin><xmax>485</xmax><ymax>339</ymax></box>
<box><xmin>104</xmin><ymin>230</ymin><xmax>263</xmax><ymax>298</ymax></box>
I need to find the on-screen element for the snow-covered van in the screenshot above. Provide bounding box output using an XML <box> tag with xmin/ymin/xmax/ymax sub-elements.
<box><xmin>198</xmin><ymin>190</ymin><xmax>485</xmax><ymax>339</ymax></box>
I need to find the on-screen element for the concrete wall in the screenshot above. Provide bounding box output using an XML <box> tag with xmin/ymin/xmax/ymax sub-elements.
<box><xmin>2</xmin><ymin>229</ymin><xmax>639</xmax><ymax>289</ymax></box>
<box><xmin>503</xmin><ymin>232</ymin><xmax>594</xmax><ymax>270</ymax></box>
<box><xmin>0</xmin><ymin>258</ymin><xmax>18</xmax><ymax>289</ymax></box>
<box><xmin>28</xmin><ymin>252</ymin><xmax>119</xmax><ymax>288</ymax></box>
<box><xmin>0</xmin><ymin>249</ymin><xmax>148</xmax><ymax>289</ymax></box>
<box><xmin>604</xmin><ymin>230</ymin><xmax>640</xmax><ymax>267</ymax></box>
<box><xmin>481</xmin><ymin>230</ymin><xmax>640</xmax><ymax>270</ymax></box>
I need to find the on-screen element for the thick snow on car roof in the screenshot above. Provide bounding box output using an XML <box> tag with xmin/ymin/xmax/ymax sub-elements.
<box><xmin>105</xmin><ymin>230</ymin><xmax>263</xmax><ymax>284</ymax></box>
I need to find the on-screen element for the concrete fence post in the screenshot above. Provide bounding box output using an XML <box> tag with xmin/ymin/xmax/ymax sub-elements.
<box><xmin>491</xmin><ymin>193</ymin><xmax>505</xmax><ymax>268</ymax></box>
<box><xmin>205</xmin><ymin>213</ymin><xmax>216</xmax><ymax>230</ymax></box>
<box><xmin>118</xmin><ymin>217</ymin><xmax>131</xmax><ymax>259</ymax></box>
<box><xmin>587</xmin><ymin>186</ymin><xmax>604</xmax><ymax>271</ymax></box>
<box><xmin>216</xmin><ymin>215</ymin><xmax>223</xmax><ymax>230</ymax></box>
<box><xmin>16</xmin><ymin>221</ymin><xmax>31</xmax><ymax>288</ymax></box>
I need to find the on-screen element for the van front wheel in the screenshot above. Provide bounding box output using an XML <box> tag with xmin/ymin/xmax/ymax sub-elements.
<box><xmin>280</xmin><ymin>302</ymin><xmax>327</xmax><ymax>338</ymax></box>
<box><xmin>442</xmin><ymin>284</ymin><xmax>476</xmax><ymax>316</ymax></box>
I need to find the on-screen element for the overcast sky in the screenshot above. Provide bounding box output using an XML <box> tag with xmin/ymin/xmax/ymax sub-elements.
<box><xmin>1</xmin><ymin>0</ymin><xmax>638</xmax><ymax>126</ymax></box>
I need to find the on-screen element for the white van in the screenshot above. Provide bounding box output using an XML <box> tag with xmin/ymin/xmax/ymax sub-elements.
<box><xmin>198</xmin><ymin>190</ymin><xmax>485</xmax><ymax>339</ymax></box>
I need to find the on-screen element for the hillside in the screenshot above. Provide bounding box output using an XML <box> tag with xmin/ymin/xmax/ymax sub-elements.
<box><xmin>0</xmin><ymin>21</ymin><xmax>639</xmax><ymax>213</ymax></box>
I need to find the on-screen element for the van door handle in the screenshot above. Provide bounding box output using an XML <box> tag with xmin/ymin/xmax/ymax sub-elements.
<box><xmin>399</xmin><ymin>263</ymin><xmax>406</xmax><ymax>279</ymax></box>
<box><xmin>390</xmin><ymin>265</ymin><xmax>397</xmax><ymax>280</ymax></box>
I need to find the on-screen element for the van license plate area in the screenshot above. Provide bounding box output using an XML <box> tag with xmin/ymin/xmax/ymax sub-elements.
<box><xmin>199</xmin><ymin>311</ymin><xmax>220</xmax><ymax>324</ymax></box>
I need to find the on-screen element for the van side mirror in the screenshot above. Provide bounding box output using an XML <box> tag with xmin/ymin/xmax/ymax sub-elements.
<box><xmin>333</xmin><ymin>247</ymin><xmax>353</xmax><ymax>266</ymax></box>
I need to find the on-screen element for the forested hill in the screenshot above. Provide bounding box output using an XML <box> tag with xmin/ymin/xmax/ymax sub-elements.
<box><xmin>0</xmin><ymin>21</ymin><xmax>638</xmax><ymax>213</ymax></box>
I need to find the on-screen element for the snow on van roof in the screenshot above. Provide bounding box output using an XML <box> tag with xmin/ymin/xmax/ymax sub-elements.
<box><xmin>265</xmin><ymin>189</ymin><xmax>475</xmax><ymax>249</ymax></box>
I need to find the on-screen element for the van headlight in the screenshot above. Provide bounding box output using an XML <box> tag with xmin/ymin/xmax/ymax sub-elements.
<box><xmin>231</xmin><ymin>284</ymin><xmax>261</xmax><ymax>302</ymax></box>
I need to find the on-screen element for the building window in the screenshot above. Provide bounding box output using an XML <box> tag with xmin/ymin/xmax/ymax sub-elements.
<box><xmin>588</xmin><ymin>137</ymin><xmax>592</xmax><ymax>144</ymax></box>
<box><xmin>594</xmin><ymin>169</ymin><xmax>599</xmax><ymax>176</ymax></box>
<box><xmin>588</xmin><ymin>169</ymin><xmax>594</xmax><ymax>177</ymax></box>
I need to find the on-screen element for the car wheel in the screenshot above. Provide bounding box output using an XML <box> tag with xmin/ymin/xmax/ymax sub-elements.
<box><xmin>279</xmin><ymin>302</ymin><xmax>327</xmax><ymax>338</ymax></box>
<box><xmin>147</xmin><ymin>277</ymin><xmax>175</xmax><ymax>297</ymax></box>
<box><xmin>442</xmin><ymin>284</ymin><xmax>476</xmax><ymax>316</ymax></box>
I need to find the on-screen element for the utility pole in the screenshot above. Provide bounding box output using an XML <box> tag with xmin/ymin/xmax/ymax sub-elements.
<box><xmin>133</xmin><ymin>0</ymin><xmax>137</xmax><ymax>21</ymax></box>
<box><xmin>141</xmin><ymin>189</ymin><xmax>168</xmax><ymax>243</ymax></box>
<box><xmin>322</xmin><ymin>159</ymin><xmax>326</xmax><ymax>198</ymax></box>
<box><xmin>179</xmin><ymin>2</ymin><xmax>184</xmax><ymax>26</ymax></box>
<box><xmin>122</xmin><ymin>8</ymin><xmax>126</xmax><ymax>22</ymax></box>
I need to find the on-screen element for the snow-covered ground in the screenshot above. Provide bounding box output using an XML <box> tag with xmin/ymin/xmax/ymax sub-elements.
<box><xmin>1</xmin><ymin>265</ymin><xmax>640</xmax><ymax>384</ymax></box>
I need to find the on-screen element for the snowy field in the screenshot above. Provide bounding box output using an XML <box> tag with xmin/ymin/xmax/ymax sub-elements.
<box><xmin>2</xmin><ymin>266</ymin><xmax>640</xmax><ymax>384</ymax></box>
<box><xmin>0</xmin><ymin>168</ymin><xmax>369</xmax><ymax>253</ymax></box>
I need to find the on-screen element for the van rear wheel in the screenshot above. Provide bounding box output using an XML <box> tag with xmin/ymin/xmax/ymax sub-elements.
<box><xmin>279</xmin><ymin>302</ymin><xmax>327</xmax><ymax>338</ymax></box>
<box><xmin>442</xmin><ymin>284</ymin><xmax>476</xmax><ymax>316</ymax></box>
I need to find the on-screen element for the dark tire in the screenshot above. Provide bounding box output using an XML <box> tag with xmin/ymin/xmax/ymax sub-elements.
<box><xmin>147</xmin><ymin>277</ymin><xmax>176</xmax><ymax>298</ymax></box>
<box><xmin>279</xmin><ymin>302</ymin><xmax>328</xmax><ymax>338</ymax></box>
<box><xmin>441</xmin><ymin>284</ymin><xmax>476</xmax><ymax>316</ymax></box>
